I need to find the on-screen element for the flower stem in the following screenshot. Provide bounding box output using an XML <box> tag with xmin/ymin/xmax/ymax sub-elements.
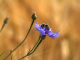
<box><xmin>27</xmin><ymin>35</ymin><xmax>41</xmax><ymax>54</ymax></box>
<box><xmin>0</xmin><ymin>24</ymin><xmax>5</xmax><ymax>33</ymax></box>
<box><xmin>18</xmin><ymin>36</ymin><xmax>43</xmax><ymax>60</ymax></box>
<box><xmin>29</xmin><ymin>39</ymin><xmax>42</xmax><ymax>55</ymax></box>
<box><xmin>3</xmin><ymin>20</ymin><xmax>35</xmax><ymax>60</ymax></box>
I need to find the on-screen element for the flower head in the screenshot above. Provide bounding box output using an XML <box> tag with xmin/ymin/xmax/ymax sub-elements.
<box><xmin>34</xmin><ymin>22</ymin><xmax>59</xmax><ymax>39</ymax></box>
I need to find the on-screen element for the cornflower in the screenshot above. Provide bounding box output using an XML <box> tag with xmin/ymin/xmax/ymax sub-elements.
<box><xmin>34</xmin><ymin>22</ymin><xmax>59</xmax><ymax>39</ymax></box>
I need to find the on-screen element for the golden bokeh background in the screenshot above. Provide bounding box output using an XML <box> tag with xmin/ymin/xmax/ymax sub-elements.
<box><xmin>0</xmin><ymin>0</ymin><xmax>80</xmax><ymax>60</ymax></box>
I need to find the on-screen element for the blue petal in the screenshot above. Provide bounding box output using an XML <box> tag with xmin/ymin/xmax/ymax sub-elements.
<box><xmin>39</xmin><ymin>28</ymin><xmax>46</xmax><ymax>36</ymax></box>
<box><xmin>53</xmin><ymin>31</ymin><xmax>59</xmax><ymax>37</ymax></box>
<box><xmin>48</xmin><ymin>30</ymin><xmax>59</xmax><ymax>39</ymax></box>
<box><xmin>34</xmin><ymin>22</ymin><xmax>46</xmax><ymax>36</ymax></box>
<box><xmin>34</xmin><ymin>22</ymin><xmax>41</xmax><ymax>31</ymax></box>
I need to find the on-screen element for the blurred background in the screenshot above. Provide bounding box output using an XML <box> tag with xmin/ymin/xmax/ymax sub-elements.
<box><xmin>0</xmin><ymin>0</ymin><xmax>80</xmax><ymax>60</ymax></box>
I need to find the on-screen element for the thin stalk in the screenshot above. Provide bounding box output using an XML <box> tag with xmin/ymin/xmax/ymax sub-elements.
<box><xmin>0</xmin><ymin>52</ymin><xmax>5</xmax><ymax>60</ymax></box>
<box><xmin>29</xmin><ymin>39</ymin><xmax>42</xmax><ymax>55</ymax></box>
<box><xmin>3</xmin><ymin>20</ymin><xmax>35</xmax><ymax>60</ymax></box>
<box><xmin>0</xmin><ymin>52</ymin><xmax>5</xmax><ymax>56</ymax></box>
<box><xmin>19</xmin><ymin>36</ymin><xmax>43</xmax><ymax>60</ymax></box>
<box><xmin>0</xmin><ymin>24</ymin><xmax>5</xmax><ymax>33</ymax></box>
<box><xmin>27</xmin><ymin>35</ymin><xmax>41</xmax><ymax>55</ymax></box>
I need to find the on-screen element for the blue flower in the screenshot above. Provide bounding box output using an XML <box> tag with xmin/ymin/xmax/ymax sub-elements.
<box><xmin>34</xmin><ymin>22</ymin><xmax>59</xmax><ymax>39</ymax></box>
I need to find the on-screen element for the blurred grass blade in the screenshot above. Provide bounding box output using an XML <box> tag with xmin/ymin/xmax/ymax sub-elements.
<box><xmin>0</xmin><ymin>52</ymin><xmax>5</xmax><ymax>60</ymax></box>
<box><xmin>17</xmin><ymin>40</ymin><xmax>18</xmax><ymax>47</ymax></box>
<box><xmin>10</xmin><ymin>50</ymin><xmax>13</xmax><ymax>60</ymax></box>
<box><xmin>11</xmin><ymin>54</ymin><xmax>13</xmax><ymax>60</ymax></box>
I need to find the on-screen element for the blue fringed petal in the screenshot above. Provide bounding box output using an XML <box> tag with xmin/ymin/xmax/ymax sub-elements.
<box><xmin>34</xmin><ymin>22</ymin><xmax>46</xmax><ymax>36</ymax></box>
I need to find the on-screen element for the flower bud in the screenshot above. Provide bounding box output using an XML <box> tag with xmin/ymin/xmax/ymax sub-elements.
<box><xmin>31</xmin><ymin>13</ymin><xmax>37</xmax><ymax>20</ymax></box>
<box><xmin>4</xmin><ymin>16</ymin><xmax>9</xmax><ymax>24</ymax></box>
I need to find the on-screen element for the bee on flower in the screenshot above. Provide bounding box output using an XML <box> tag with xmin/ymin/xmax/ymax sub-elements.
<box><xmin>34</xmin><ymin>22</ymin><xmax>59</xmax><ymax>39</ymax></box>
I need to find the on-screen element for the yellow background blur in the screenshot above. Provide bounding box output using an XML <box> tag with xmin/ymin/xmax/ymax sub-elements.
<box><xmin>0</xmin><ymin>0</ymin><xmax>80</xmax><ymax>60</ymax></box>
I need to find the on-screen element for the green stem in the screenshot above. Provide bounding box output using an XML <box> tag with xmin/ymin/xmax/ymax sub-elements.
<box><xmin>0</xmin><ymin>52</ymin><xmax>5</xmax><ymax>60</ymax></box>
<box><xmin>0</xmin><ymin>52</ymin><xmax>5</xmax><ymax>56</ymax></box>
<box><xmin>27</xmin><ymin>35</ymin><xmax>41</xmax><ymax>54</ymax></box>
<box><xmin>19</xmin><ymin>36</ymin><xmax>43</xmax><ymax>60</ymax></box>
<box><xmin>0</xmin><ymin>24</ymin><xmax>5</xmax><ymax>33</ymax></box>
<box><xmin>3</xmin><ymin>20</ymin><xmax>35</xmax><ymax>60</ymax></box>
<box><xmin>29</xmin><ymin>39</ymin><xmax>42</xmax><ymax>55</ymax></box>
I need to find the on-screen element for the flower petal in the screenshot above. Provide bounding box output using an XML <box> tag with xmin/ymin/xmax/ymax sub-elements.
<box><xmin>34</xmin><ymin>22</ymin><xmax>41</xmax><ymax>31</ymax></box>
<box><xmin>39</xmin><ymin>28</ymin><xmax>46</xmax><ymax>36</ymax></box>
<box><xmin>34</xmin><ymin>22</ymin><xmax>46</xmax><ymax>36</ymax></box>
<box><xmin>48</xmin><ymin>30</ymin><xmax>59</xmax><ymax>39</ymax></box>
